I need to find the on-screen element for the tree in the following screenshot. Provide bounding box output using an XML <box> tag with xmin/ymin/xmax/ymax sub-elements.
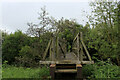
<box><xmin>53</xmin><ymin>18</ymin><xmax>83</xmax><ymax>51</ymax></box>
<box><xmin>86</xmin><ymin>1</ymin><xmax>120</xmax><ymax>65</ymax></box>
<box><xmin>27</xmin><ymin>6</ymin><xmax>51</xmax><ymax>38</ymax></box>
<box><xmin>2</xmin><ymin>30</ymin><xmax>30</xmax><ymax>64</ymax></box>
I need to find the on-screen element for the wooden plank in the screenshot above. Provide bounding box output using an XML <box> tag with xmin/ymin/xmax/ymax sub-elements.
<box><xmin>40</xmin><ymin>61</ymin><xmax>58</xmax><ymax>64</ymax></box>
<box><xmin>55</xmin><ymin>69</ymin><xmax>77</xmax><ymax>73</ymax></box>
<box><xmin>43</xmin><ymin>39</ymin><xmax>52</xmax><ymax>60</ymax></box>
<box><xmin>81</xmin><ymin>41</ymin><xmax>92</xmax><ymax>61</ymax></box>
<box><xmin>39</xmin><ymin>61</ymin><xmax>94</xmax><ymax>64</ymax></box>
<box><xmin>72</xmin><ymin>47</ymin><xmax>78</xmax><ymax>50</ymax></box>
<box><xmin>81</xmin><ymin>61</ymin><xmax>94</xmax><ymax>64</ymax></box>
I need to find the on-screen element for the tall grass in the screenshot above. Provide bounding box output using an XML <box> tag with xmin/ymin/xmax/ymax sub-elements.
<box><xmin>2</xmin><ymin>65</ymin><xmax>50</xmax><ymax>78</ymax></box>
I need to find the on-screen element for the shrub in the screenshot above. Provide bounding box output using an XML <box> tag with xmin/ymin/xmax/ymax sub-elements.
<box><xmin>2</xmin><ymin>30</ymin><xmax>30</xmax><ymax>65</ymax></box>
<box><xmin>91</xmin><ymin>61</ymin><xmax>120</xmax><ymax>78</ymax></box>
<box><xmin>82</xmin><ymin>64</ymin><xmax>94</xmax><ymax>78</ymax></box>
<box><xmin>83</xmin><ymin>60</ymin><xmax>120</xmax><ymax>78</ymax></box>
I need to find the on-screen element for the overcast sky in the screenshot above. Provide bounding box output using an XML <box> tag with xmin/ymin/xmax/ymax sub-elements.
<box><xmin>0</xmin><ymin>0</ymin><xmax>92</xmax><ymax>33</ymax></box>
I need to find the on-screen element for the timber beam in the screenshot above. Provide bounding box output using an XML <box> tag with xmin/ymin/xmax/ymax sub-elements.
<box><xmin>39</xmin><ymin>61</ymin><xmax>94</xmax><ymax>64</ymax></box>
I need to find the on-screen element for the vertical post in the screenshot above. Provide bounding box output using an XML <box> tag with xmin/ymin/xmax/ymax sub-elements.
<box><xmin>56</xmin><ymin>36</ymin><xmax>59</xmax><ymax>60</ymax></box>
<box><xmin>50</xmin><ymin>40</ymin><xmax>52</xmax><ymax>61</ymax></box>
<box><xmin>80</xmin><ymin>32</ymin><xmax>83</xmax><ymax>61</ymax></box>
<box><xmin>77</xmin><ymin>33</ymin><xmax>80</xmax><ymax>61</ymax></box>
<box><xmin>50</xmin><ymin>64</ymin><xmax>56</xmax><ymax>79</ymax></box>
<box><xmin>52</xmin><ymin>37</ymin><xmax>55</xmax><ymax>61</ymax></box>
<box><xmin>50</xmin><ymin>33</ymin><xmax>53</xmax><ymax>61</ymax></box>
<box><xmin>76</xmin><ymin>64</ymin><xmax>82</xmax><ymax>79</ymax></box>
<box><xmin>50</xmin><ymin>36</ymin><xmax>55</xmax><ymax>61</ymax></box>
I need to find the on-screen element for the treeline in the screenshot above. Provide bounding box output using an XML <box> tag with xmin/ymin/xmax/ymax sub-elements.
<box><xmin>2</xmin><ymin>1</ymin><xmax>120</xmax><ymax>68</ymax></box>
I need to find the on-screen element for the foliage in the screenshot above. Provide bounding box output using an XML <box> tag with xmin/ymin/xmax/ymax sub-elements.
<box><xmin>83</xmin><ymin>60</ymin><xmax>120</xmax><ymax>78</ymax></box>
<box><xmin>82</xmin><ymin>64</ymin><xmax>94</xmax><ymax>78</ymax></box>
<box><xmin>86</xmin><ymin>1</ymin><xmax>120</xmax><ymax>65</ymax></box>
<box><xmin>54</xmin><ymin>18</ymin><xmax>83</xmax><ymax>51</ymax></box>
<box><xmin>57</xmin><ymin>19</ymin><xmax>83</xmax><ymax>41</ymax></box>
<box><xmin>15</xmin><ymin>45</ymin><xmax>36</xmax><ymax>67</ymax></box>
<box><xmin>2</xmin><ymin>30</ymin><xmax>30</xmax><ymax>64</ymax></box>
<box><xmin>1</xmin><ymin>30</ymin><xmax>8</xmax><ymax>42</ymax></box>
<box><xmin>2</xmin><ymin>29</ymin><xmax>53</xmax><ymax>66</ymax></box>
<box><xmin>14</xmin><ymin>32</ymin><xmax>53</xmax><ymax>67</ymax></box>
<box><xmin>91</xmin><ymin>62</ymin><xmax>120</xmax><ymax>78</ymax></box>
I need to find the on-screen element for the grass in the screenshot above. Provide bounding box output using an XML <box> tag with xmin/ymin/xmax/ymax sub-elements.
<box><xmin>2</xmin><ymin>65</ymin><xmax>50</xmax><ymax>79</ymax></box>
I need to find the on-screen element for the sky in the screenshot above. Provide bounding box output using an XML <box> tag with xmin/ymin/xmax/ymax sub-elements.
<box><xmin>0</xmin><ymin>0</ymin><xmax>95</xmax><ymax>33</ymax></box>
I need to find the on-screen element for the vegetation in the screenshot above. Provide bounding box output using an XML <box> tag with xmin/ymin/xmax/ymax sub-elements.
<box><xmin>1</xmin><ymin>1</ymin><xmax>120</xmax><ymax>79</ymax></box>
<box><xmin>2</xmin><ymin>62</ymin><xmax>50</xmax><ymax>78</ymax></box>
<box><xmin>83</xmin><ymin>59</ymin><xmax>120</xmax><ymax>78</ymax></box>
<box><xmin>86</xmin><ymin>1</ymin><xmax>120</xmax><ymax>65</ymax></box>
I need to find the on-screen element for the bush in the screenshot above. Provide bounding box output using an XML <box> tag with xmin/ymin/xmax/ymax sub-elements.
<box><xmin>2</xmin><ymin>30</ymin><xmax>30</xmax><ymax>65</ymax></box>
<box><xmin>91</xmin><ymin>61</ymin><xmax>120</xmax><ymax>78</ymax></box>
<box><xmin>82</xmin><ymin>64</ymin><xmax>94</xmax><ymax>78</ymax></box>
<box><xmin>82</xmin><ymin>60</ymin><xmax>120</xmax><ymax>78</ymax></box>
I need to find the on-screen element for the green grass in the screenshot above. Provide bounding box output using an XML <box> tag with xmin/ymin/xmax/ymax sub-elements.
<box><xmin>2</xmin><ymin>65</ymin><xmax>50</xmax><ymax>78</ymax></box>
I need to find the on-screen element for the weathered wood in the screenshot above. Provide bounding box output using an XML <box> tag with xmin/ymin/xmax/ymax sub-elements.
<box><xmin>80</xmin><ymin>32</ymin><xmax>83</xmax><ymax>61</ymax></box>
<box><xmin>50</xmin><ymin>37</ymin><xmax>55</xmax><ymax>61</ymax></box>
<box><xmin>72</xmin><ymin>47</ymin><xmax>78</xmax><ymax>50</ymax></box>
<box><xmin>81</xmin><ymin>40</ymin><xmax>92</xmax><ymax>61</ymax></box>
<box><xmin>73</xmin><ymin>33</ymin><xmax>79</xmax><ymax>42</ymax></box>
<box><xmin>50</xmin><ymin>40</ymin><xmax>52</xmax><ymax>60</ymax></box>
<box><xmin>39</xmin><ymin>61</ymin><xmax>94</xmax><ymax>64</ymax></box>
<box><xmin>59</xmin><ymin>42</ymin><xmax>65</xmax><ymax>58</ymax></box>
<box><xmin>52</xmin><ymin>37</ymin><xmax>55</xmax><ymax>61</ymax></box>
<box><xmin>76</xmin><ymin>64</ymin><xmax>82</xmax><ymax>78</ymax></box>
<box><xmin>43</xmin><ymin>39</ymin><xmax>52</xmax><ymax>60</ymax></box>
<box><xmin>81</xmin><ymin>61</ymin><xmax>94</xmax><ymax>64</ymax></box>
<box><xmin>80</xmin><ymin>45</ymin><xmax>83</xmax><ymax>61</ymax></box>
<box><xmin>80</xmin><ymin>32</ymin><xmax>92</xmax><ymax>61</ymax></box>
<box><xmin>55</xmin><ymin>69</ymin><xmax>77</xmax><ymax>73</ymax></box>
<box><xmin>56</xmin><ymin>36</ymin><xmax>59</xmax><ymax>60</ymax></box>
<box><xmin>42</xmin><ymin>32</ymin><xmax>94</xmax><ymax>65</ymax></box>
<box><xmin>50</xmin><ymin>64</ymin><xmax>56</xmax><ymax>79</ymax></box>
<box><xmin>77</xmin><ymin>33</ymin><xmax>80</xmax><ymax>61</ymax></box>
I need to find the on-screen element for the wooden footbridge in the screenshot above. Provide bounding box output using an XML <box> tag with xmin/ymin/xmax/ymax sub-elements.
<box><xmin>39</xmin><ymin>32</ymin><xmax>94</xmax><ymax>79</ymax></box>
